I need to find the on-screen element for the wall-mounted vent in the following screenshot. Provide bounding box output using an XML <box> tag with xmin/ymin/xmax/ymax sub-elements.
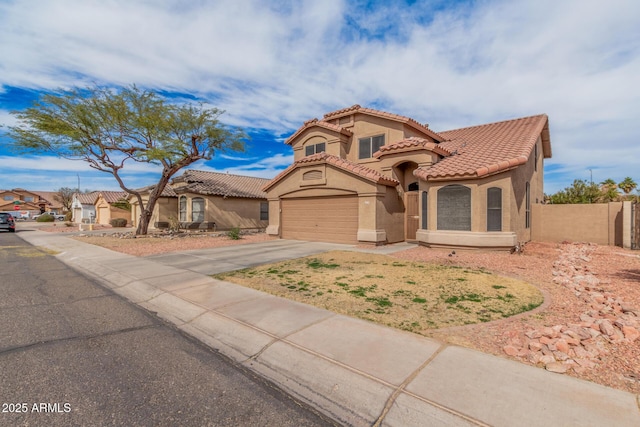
<box><xmin>303</xmin><ymin>170</ymin><xmax>323</xmax><ymax>180</ymax></box>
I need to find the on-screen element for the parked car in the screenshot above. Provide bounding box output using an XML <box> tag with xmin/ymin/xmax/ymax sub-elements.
<box><xmin>0</xmin><ymin>212</ymin><xmax>16</xmax><ymax>232</ymax></box>
<box><xmin>32</xmin><ymin>212</ymin><xmax>66</xmax><ymax>221</ymax></box>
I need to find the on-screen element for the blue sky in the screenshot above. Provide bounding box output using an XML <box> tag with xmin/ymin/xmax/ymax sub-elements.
<box><xmin>1</xmin><ymin>0</ymin><xmax>639</xmax><ymax>194</ymax></box>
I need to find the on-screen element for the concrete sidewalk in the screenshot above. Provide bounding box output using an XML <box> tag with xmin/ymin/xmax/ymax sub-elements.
<box><xmin>17</xmin><ymin>230</ymin><xmax>640</xmax><ymax>427</ymax></box>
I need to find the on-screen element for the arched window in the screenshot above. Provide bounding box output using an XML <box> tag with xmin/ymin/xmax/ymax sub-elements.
<box><xmin>192</xmin><ymin>197</ymin><xmax>205</xmax><ymax>222</ymax></box>
<box><xmin>408</xmin><ymin>182</ymin><xmax>419</xmax><ymax>191</ymax></box>
<box><xmin>437</xmin><ymin>185</ymin><xmax>471</xmax><ymax>231</ymax></box>
<box><xmin>179</xmin><ymin>196</ymin><xmax>187</xmax><ymax>222</ymax></box>
<box><xmin>487</xmin><ymin>187</ymin><xmax>502</xmax><ymax>232</ymax></box>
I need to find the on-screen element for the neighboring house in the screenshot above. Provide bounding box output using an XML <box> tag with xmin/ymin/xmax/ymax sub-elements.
<box><xmin>71</xmin><ymin>192</ymin><xmax>99</xmax><ymax>223</ymax></box>
<box><xmin>128</xmin><ymin>185</ymin><xmax>178</xmax><ymax>230</ymax></box>
<box><xmin>0</xmin><ymin>188</ymin><xmax>51</xmax><ymax>217</ymax></box>
<box><xmin>32</xmin><ymin>191</ymin><xmax>65</xmax><ymax>214</ymax></box>
<box><xmin>94</xmin><ymin>191</ymin><xmax>130</xmax><ymax>225</ymax></box>
<box><xmin>170</xmin><ymin>170</ymin><xmax>271</xmax><ymax>231</ymax></box>
<box><xmin>263</xmin><ymin>105</ymin><xmax>551</xmax><ymax>249</ymax></box>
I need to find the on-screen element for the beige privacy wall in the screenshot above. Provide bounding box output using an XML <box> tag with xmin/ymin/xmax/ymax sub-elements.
<box><xmin>531</xmin><ymin>202</ymin><xmax>623</xmax><ymax>246</ymax></box>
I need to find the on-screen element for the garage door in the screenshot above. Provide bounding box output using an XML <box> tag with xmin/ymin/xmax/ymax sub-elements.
<box><xmin>281</xmin><ymin>196</ymin><xmax>358</xmax><ymax>244</ymax></box>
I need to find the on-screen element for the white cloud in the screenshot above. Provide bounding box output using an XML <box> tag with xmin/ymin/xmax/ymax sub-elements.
<box><xmin>190</xmin><ymin>153</ymin><xmax>293</xmax><ymax>179</ymax></box>
<box><xmin>0</xmin><ymin>0</ymin><xmax>639</xmax><ymax>191</ymax></box>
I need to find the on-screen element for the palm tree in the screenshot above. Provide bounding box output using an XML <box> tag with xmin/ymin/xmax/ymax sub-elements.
<box><xmin>599</xmin><ymin>178</ymin><xmax>619</xmax><ymax>202</ymax></box>
<box><xmin>618</xmin><ymin>177</ymin><xmax>638</xmax><ymax>197</ymax></box>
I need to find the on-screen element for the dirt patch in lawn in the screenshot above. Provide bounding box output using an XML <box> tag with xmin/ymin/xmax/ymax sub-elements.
<box><xmin>214</xmin><ymin>251</ymin><xmax>543</xmax><ymax>331</ymax></box>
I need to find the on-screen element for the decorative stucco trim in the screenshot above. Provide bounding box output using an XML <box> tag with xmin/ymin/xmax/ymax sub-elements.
<box><xmin>416</xmin><ymin>229</ymin><xmax>517</xmax><ymax>249</ymax></box>
<box><xmin>357</xmin><ymin>229</ymin><xmax>387</xmax><ymax>243</ymax></box>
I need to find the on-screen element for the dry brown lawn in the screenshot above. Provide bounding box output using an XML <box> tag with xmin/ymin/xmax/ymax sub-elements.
<box><xmin>214</xmin><ymin>251</ymin><xmax>543</xmax><ymax>331</ymax></box>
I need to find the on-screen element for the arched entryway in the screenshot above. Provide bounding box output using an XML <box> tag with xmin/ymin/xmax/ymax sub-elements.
<box><xmin>393</xmin><ymin>161</ymin><xmax>419</xmax><ymax>240</ymax></box>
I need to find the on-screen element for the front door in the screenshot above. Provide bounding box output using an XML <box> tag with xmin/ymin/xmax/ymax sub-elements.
<box><xmin>405</xmin><ymin>192</ymin><xmax>419</xmax><ymax>240</ymax></box>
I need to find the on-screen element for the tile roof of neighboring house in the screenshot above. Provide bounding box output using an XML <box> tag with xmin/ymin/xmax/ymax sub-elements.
<box><xmin>264</xmin><ymin>153</ymin><xmax>399</xmax><ymax>191</ymax></box>
<box><xmin>75</xmin><ymin>192</ymin><xmax>100</xmax><ymax>205</ymax></box>
<box><xmin>99</xmin><ymin>191</ymin><xmax>129</xmax><ymax>204</ymax></box>
<box><xmin>32</xmin><ymin>191</ymin><xmax>63</xmax><ymax>208</ymax></box>
<box><xmin>323</xmin><ymin>104</ymin><xmax>446</xmax><ymax>142</ymax></box>
<box><xmin>132</xmin><ymin>184</ymin><xmax>178</xmax><ymax>198</ymax></box>
<box><xmin>172</xmin><ymin>170</ymin><xmax>270</xmax><ymax>199</ymax></box>
<box><xmin>414</xmin><ymin>114</ymin><xmax>550</xmax><ymax>181</ymax></box>
<box><xmin>285</xmin><ymin>118</ymin><xmax>353</xmax><ymax>145</ymax></box>
<box><xmin>374</xmin><ymin>137</ymin><xmax>453</xmax><ymax>158</ymax></box>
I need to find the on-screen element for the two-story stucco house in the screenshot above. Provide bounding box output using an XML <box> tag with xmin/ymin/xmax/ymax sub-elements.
<box><xmin>263</xmin><ymin>105</ymin><xmax>551</xmax><ymax>249</ymax></box>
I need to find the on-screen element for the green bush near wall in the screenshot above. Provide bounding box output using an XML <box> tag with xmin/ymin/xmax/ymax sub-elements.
<box><xmin>110</xmin><ymin>218</ymin><xmax>127</xmax><ymax>227</ymax></box>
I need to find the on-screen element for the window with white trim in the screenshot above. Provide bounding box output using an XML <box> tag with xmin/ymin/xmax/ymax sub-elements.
<box><xmin>487</xmin><ymin>187</ymin><xmax>502</xmax><ymax>232</ymax></box>
<box><xmin>192</xmin><ymin>197</ymin><xmax>205</xmax><ymax>222</ymax></box>
<box><xmin>421</xmin><ymin>191</ymin><xmax>428</xmax><ymax>229</ymax></box>
<box><xmin>179</xmin><ymin>196</ymin><xmax>187</xmax><ymax>222</ymax></box>
<box><xmin>358</xmin><ymin>135</ymin><xmax>385</xmax><ymax>159</ymax></box>
<box><xmin>525</xmin><ymin>182</ymin><xmax>531</xmax><ymax>229</ymax></box>
<box><xmin>305</xmin><ymin>142</ymin><xmax>326</xmax><ymax>156</ymax></box>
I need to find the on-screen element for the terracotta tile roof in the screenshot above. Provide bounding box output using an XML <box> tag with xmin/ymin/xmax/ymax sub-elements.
<box><xmin>322</xmin><ymin>104</ymin><xmax>446</xmax><ymax>142</ymax></box>
<box><xmin>172</xmin><ymin>170</ymin><xmax>270</xmax><ymax>199</ymax></box>
<box><xmin>414</xmin><ymin>114</ymin><xmax>549</xmax><ymax>181</ymax></box>
<box><xmin>99</xmin><ymin>191</ymin><xmax>129</xmax><ymax>204</ymax></box>
<box><xmin>264</xmin><ymin>153</ymin><xmax>399</xmax><ymax>191</ymax></box>
<box><xmin>75</xmin><ymin>191</ymin><xmax>100</xmax><ymax>204</ymax></box>
<box><xmin>133</xmin><ymin>184</ymin><xmax>177</xmax><ymax>198</ymax></box>
<box><xmin>285</xmin><ymin>118</ymin><xmax>353</xmax><ymax>145</ymax></box>
<box><xmin>374</xmin><ymin>137</ymin><xmax>453</xmax><ymax>158</ymax></box>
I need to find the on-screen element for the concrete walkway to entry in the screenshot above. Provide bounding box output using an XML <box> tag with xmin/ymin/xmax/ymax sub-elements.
<box><xmin>16</xmin><ymin>229</ymin><xmax>640</xmax><ymax>427</ymax></box>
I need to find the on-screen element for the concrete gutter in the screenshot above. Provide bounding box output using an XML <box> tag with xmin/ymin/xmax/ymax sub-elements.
<box><xmin>17</xmin><ymin>230</ymin><xmax>640</xmax><ymax>427</ymax></box>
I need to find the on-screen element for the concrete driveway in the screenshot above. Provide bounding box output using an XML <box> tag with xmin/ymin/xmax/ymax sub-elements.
<box><xmin>144</xmin><ymin>239</ymin><xmax>356</xmax><ymax>275</ymax></box>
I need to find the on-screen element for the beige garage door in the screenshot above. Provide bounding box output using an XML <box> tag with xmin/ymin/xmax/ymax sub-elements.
<box><xmin>281</xmin><ymin>196</ymin><xmax>358</xmax><ymax>244</ymax></box>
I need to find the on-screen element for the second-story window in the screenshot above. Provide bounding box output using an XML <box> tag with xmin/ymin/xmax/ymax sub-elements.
<box><xmin>305</xmin><ymin>142</ymin><xmax>326</xmax><ymax>156</ymax></box>
<box><xmin>358</xmin><ymin>135</ymin><xmax>385</xmax><ymax>159</ymax></box>
<box><xmin>4</xmin><ymin>195</ymin><xmax>14</xmax><ymax>201</ymax></box>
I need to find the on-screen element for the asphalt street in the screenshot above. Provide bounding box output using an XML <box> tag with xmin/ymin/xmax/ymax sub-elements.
<box><xmin>0</xmin><ymin>231</ymin><xmax>336</xmax><ymax>427</ymax></box>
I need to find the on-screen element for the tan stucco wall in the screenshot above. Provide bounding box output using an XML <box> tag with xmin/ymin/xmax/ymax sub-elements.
<box><xmin>177</xmin><ymin>193</ymin><xmax>267</xmax><ymax>230</ymax></box>
<box><xmin>130</xmin><ymin>196</ymin><xmax>178</xmax><ymax>229</ymax></box>
<box><xmin>377</xmin><ymin>187</ymin><xmax>404</xmax><ymax>243</ymax></box>
<box><xmin>420</xmin><ymin>174</ymin><xmax>513</xmax><ymax>233</ymax></box>
<box><xmin>531</xmin><ymin>202</ymin><xmax>623</xmax><ymax>245</ymax></box>
<box><xmin>509</xmin><ymin>137</ymin><xmax>544</xmax><ymax>242</ymax></box>
<box><xmin>95</xmin><ymin>196</ymin><xmax>130</xmax><ymax>225</ymax></box>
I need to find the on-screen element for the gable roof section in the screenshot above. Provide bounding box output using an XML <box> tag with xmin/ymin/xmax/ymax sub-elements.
<box><xmin>172</xmin><ymin>170</ymin><xmax>270</xmax><ymax>199</ymax></box>
<box><xmin>285</xmin><ymin>118</ymin><xmax>353</xmax><ymax>145</ymax></box>
<box><xmin>415</xmin><ymin>114</ymin><xmax>549</xmax><ymax>181</ymax></box>
<box><xmin>133</xmin><ymin>184</ymin><xmax>178</xmax><ymax>198</ymax></box>
<box><xmin>323</xmin><ymin>104</ymin><xmax>446</xmax><ymax>142</ymax></box>
<box><xmin>75</xmin><ymin>191</ymin><xmax>100</xmax><ymax>205</ymax></box>
<box><xmin>99</xmin><ymin>191</ymin><xmax>129</xmax><ymax>204</ymax></box>
<box><xmin>374</xmin><ymin>137</ymin><xmax>453</xmax><ymax>158</ymax></box>
<box><xmin>263</xmin><ymin>152</ymin><xmax>399</xmax><ymax>191</ymax></box>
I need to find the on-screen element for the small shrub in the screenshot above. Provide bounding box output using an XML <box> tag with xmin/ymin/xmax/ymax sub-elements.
<box><xmin>110</xmin><ymin>218</ymin><xmax>127</xmax><ymax>227</ymax></box>
<box><xmin>64</xmin><ymin>221</ymin><xmax>73</xmax><ymax>227</ymax></box>
<box><xmin>36</xmin><ymin>215</ymin><xmax>54</xmax><ymax>222</ymax></box>
<box><xmin>167</xmin><ymin>216</ymin><xmax>180</xmax><ymax>232</ymax></box>
<box><xmin>227</xmin><ymin>227</ymin><xmax>241</xmax><ymax>240</ymax></box>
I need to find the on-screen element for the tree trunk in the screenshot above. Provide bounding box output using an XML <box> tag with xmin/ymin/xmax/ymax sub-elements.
<box><xmin>134</xmin><ymin>171</ymin><xmax>173</xmax><ymax>236</ymax></box>
<box><xmin>136</xmin><ymin>208</ymin><xmax>153</xmax><ymax>235</ymax></box>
